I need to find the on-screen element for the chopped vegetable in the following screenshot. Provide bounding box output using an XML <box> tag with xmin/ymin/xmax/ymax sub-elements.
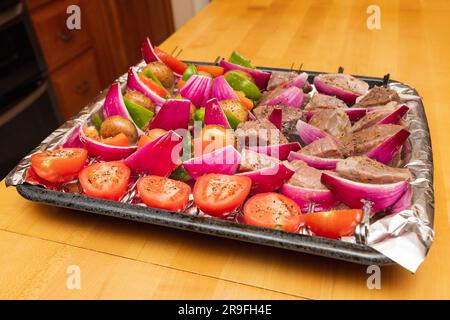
<box><xmin>219</xmin><ymin>59</ymin><xmax>271</xmax><ymax>90</ymax></box>
<box><xmin>139</xmin><ymin>74</ymin><xmax>169</xmax><ymax>98</ymax></box>
<box><xmin>243</xmin><ymin>193</ymin><xmax>303</xmax><ymax>232</ymax></box>
<box><xmin>219</xmin><ymin>100</ymin><xmax>248</xmax><ymax>123</ymax></box>
<box><xmin>149</xmin><ymin>99</ymin><xmax>191</xmax><ymax>131</ymax></box>
<box><xmin>123</xmin><ymin>96</ymin><xmax>154</xmax><ymax>130</ymax></box>
<box><xmin>228</xmin><ymin>51</ymin><xmax>255</xmax><ymax>69</ymax></box>
<box><xmin>31</xmin><ymin>148</ymin><xmax>88</xmax><ymax>183</ymax></box>
<box><xmin>124</xmin><ymin>131</ymin><xmax>182</xmax><ymax>176</ymax></box>
<box><xmin>238</xmin><ymin>162</ymin><xmax>295</xmax><ymax>194</ymax></box>
<box><xmin>127</xmin><ymin>68</ymin><xmax>166</xmax><ymax>106</ymax></box>
<box><xmin>102</xmin><ymin>133</ymin><xmax>130</xmax><ymax>147</ymax></box>
<box><xmin>179</xmin><ymin>75</ymin><xmax>213</xmax><ymax>108</ymax></box>
<box><xmin>142</xmin><ymin>61</ymin><xmax>174</xmax><ymax>88</ymax></box>
<box><xmin>235</xmin><ymin>90</ymin><xmax>254</xmax><ymax>110</ymax></box>
<box><xmin>193</xmin><ymin>174</ymin><xmax>252</xmax><ymax>217</ymax></box>
<box><xmin>100</xmin><ymin>115</ymin><xmax>138</xmax><ymax>144</ymax></box>
<box><xmin>224</xmin><ymin>70</ymin><xmax>261</xmax><ymax>101</ymax></box>
<box><xmin>303</xmin><ymin>209</ymin><xmax>363</xmax><ymax>239</ymax></box>
<box><xmin>204</xmin><ymin>98</ymin><xmax>231</xmax><ymax>129</ymax></box>
<box><xmin>183</xmin><ymin>146</ymin><xmax>241</xmax><ymax>179</ymax></box>
<box><xmin>182</xmin><ymin>64</ymin><xmax>199</xmax><ymax>81</ymax></box>
<box><xmin>137</xmin><ymin>176</ymin><xmax>191</xmax><ymax>212</ymax></box>
<box><xmin>79</xmin><ymin>161</ymin><xmax>131</xmax><ymax>201</ymax></box>
<box><xmin>154</xmin><ymin>46</ymin><xmax>188</xmax><ymax>75</ymax></box>
<box><xmin>196</xmin><ymin>65</ymin><xmax>224</xmax><ymax>78</ymax></box>
<box><xmin>137</xmin><ymin>128</ymin><xmax>168</xmax><ymax>150</ymax></box>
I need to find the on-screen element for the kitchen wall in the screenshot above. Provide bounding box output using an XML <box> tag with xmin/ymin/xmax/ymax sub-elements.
<box><xmin>171</xmin><ymin>0</ymin><xmax>209</xmax><ymax>30</ymax></box>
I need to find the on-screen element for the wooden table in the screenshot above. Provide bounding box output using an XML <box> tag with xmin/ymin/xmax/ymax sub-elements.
<box><xmin>1</xmin><ymin>0</ymin><xmax>449</xmax><ymax>299</ymax></box>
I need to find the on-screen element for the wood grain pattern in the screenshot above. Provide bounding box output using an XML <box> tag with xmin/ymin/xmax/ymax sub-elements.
<box><xmin>1</xmin><ymin>0</ymin><xmax>450</xmax><ymax>299</ymax></box>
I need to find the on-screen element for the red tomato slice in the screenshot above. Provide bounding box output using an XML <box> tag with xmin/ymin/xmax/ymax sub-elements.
<box><xmin>78</xmin><ymin>161</ymin><xmax>131</xmax><ymax>201</ymax></box>
<box><xmin>243</xmin><ymin>193</ymin><xmax>303</xmax><ymax>232</ymax></box>
<box><xmin>138</xmin><ymin>74</ymin><xmax>169</xmax><ymax>97</ymax></box>
<box><xmin>137</xmin><ymin>176</ymin><xmax>191</xmax><ymax>212</ymax></box>
<box><xmin>30</xmin><ymin>148</ymin><xmax>88</xmax><ymax>183</ymax></box>
<box><xmin>196</xmin><ymin>65</ymin><xmax>224</xmax><ymax>78</ymax></box>
<box><xmin>102</xmin><ymin>133</ymin><xmax>130</xmax><ymax>147</ymax></box>
<box><xmin>154</xmin><ymin>46</ymin><xmax>188</xmax><ymax>75</ymax></box>
<box><xmin>193</xmin><ymin>174</ymin><xmax>252</xmax><ymax>217</ymax></box>
<box><xmin>303</xmin><ymin>209</ymin><xmax>363</xmax><ymax>239</ymax></box>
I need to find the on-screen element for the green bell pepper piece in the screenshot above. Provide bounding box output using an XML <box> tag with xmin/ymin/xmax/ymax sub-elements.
<box><xmin>123</xmin><ymin>97</ymin><xmax>154</xmax><ymax>130</ymax></box>
<box><xmin>141</xmin><ymin>69</ymin><xmax>164</xmax><ymax>87</ymax></box>
<box><xmin>170</xmin><ymin>165</ymin><xmax>192</xmax><ymax>182</ymax></box>
<box><xmin>194</xmin><ymin>107</ymin><xmax>205</xmax><ymax>122</ymax></box>
<box><xmin>225</xmin><ymin>71</ymin><xmax>261</xmax><ymax>101</ymax></box>
<box><xmin>182</xmin><ymin>64</ymin><xmax>198</xmax><ymax>81</ymax></box>
<box><xmin>228</xmin><ymin>51</ymin><xmax>255</xmax><ymax>69</ymax></box>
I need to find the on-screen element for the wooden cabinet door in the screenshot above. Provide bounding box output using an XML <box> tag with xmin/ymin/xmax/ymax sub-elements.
<box><xmin>29</xmin><ymin>0</ymin><xmax>90</xmax><ymax>71</ymax></box>
<box><xmin>51</xmin><ymin>50</ymin><xmax>101</xmax><ymax>119</ymax></box>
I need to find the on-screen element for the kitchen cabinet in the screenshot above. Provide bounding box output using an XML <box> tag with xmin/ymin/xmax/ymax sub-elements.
<box><xmin>25</xmin><ymin>0</ymin><xmax>174</xmax><ymax>119</ymax></box>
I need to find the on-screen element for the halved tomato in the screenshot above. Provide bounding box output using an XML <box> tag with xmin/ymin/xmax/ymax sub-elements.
<box><xmin>243</xmin><ymin>193</ymin><xmax>303</xmax><ymax>233</ymax></box>
<box><xmin>102</xmin><ymin>133</ymin><xmax>130</xmax><ymax>147</ymax></box>
<box><xmin>137</xmin><ymin>176</ymin><xmax>191</xmax><ymax>211</ymax></box>
<box><xmin>30</xmin><ymin>148</ymin><xmax>88</xmax><ymax>183</ymax></box>
<box><xmin>303</xmin><ymin>209</ymin><xmax>363</xmax><ymax>239</ymax></box>
<box><xmin>154</xmin><ymin>46</ymin><xmax>188</xmax><ymax>75</ymax></box>
<box><xmin>193</xmin><ymin>174</ymin><xmax>252</xmax><ymax>217</ymax></box>
<box><xmin>139</xmin><ymin>74</ymin><xmax>169</xmax><ymax>98</ymax></box>
<box><xmin>78</xmin><ymin>161</ymin><xmax>131</xmax><ymax>201</ymax></box>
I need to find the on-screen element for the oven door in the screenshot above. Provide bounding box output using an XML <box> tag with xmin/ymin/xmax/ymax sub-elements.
<box><xmin>0</xmin><ymin>80</ymin><xmax>59</xmax><ymax>179</ymax></box>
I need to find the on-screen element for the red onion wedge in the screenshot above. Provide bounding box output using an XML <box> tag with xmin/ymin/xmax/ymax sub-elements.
<box><xmin>248</xmin><ymin>142</ymin><xmax>301</xmax><ymax>161</ymax></box>
<box><xmin>182</xmin><ymin>145</ymin><xmax>241</xmax><ymax>179</ymax></box>
<box><xmin>321</xmin><ymin>172</ymin><xmax>409</xmax><ymax>212</ymax></box>
<box><xmin>141</xmin><ymin>38</ymin><xmax>160</xmax><ymax>64</ymax></box>
<box><xmin>288</xmin><ymin>151</ymin><xmax>340</xmax><ymax>170</ymax></box>
<box><xmin>248</xmin><ymin>111</ymin><xmax>257</xmax><ymax>120</ymax></box>
<box><xmin>219</xmin><ymin>59</ymin><xmax>271</xmax><ymax>90</ymax></box>
<box><xmin>80</xmin><ymin>124</ymin><xmax>137</xmax><ymax>161</ymax></box>
<box><xmin>280</xmin><ymin>184</ymin><xmax>338</xmax><ymax>213</ymax></box>
<box><xmin>211</xmin><ymin>76</ymin><xmax>238</xmax><ymax>101</ymax></box>
<box><xmin>296</xmin><ymin>119</ymin><xmax>329</xmax><ymax>144</ymax></box>
<box><xmin>391</xmin><ymin>185</ymin><xmax>412</xmax><ymax>214</ymax></box>
<box><xmin>204</xmin><ymin>98</ymin><xmax>231</xmax><ymax>129</ymax></box>
<box><xmin>304</xmin><ymin>108</ymin><xmax>367</xmax><ymax>123</ymax></box>
<box><xmin>266</xmin><ymin>86</ymin><xmax>304</xmax><ymax>108</ymax></box>
<box><xmin>314</xmin><ymin>74</ymin><xmax>369</xmax><ymax>105</ymax></box>
<box><xmin>127</xmin><ymin>68</ymin><xmax>166</xmax><ymax>106</ymax></box>
<box><xmin>149</xmin><ymin>99</ymin><xmax>191</xmax><ymax>131</ymax></box>
<box><xmin>63</xmin><ymin>124</ymin><xmax>83</xmax><ymax>148</ymax></box>
<box><xmin>378</xmin><ymin>105</ymin><xmax>409</xmax><ymax>125</ymax></box>
<box><xmin>366</xmin><ymin>129</ymin><xmax>410</xmax><ymax>165</ymax></box>
<box><xmin>283</xmin><ymin>72</ymin><xmax>308</xmax><ymax>89</ymax></box>
<box><xmin>238</xmin><ymin>162</ymin><xmax>295</xmax><ymax>193</ymax></box>
<box><xmin>179</xmin><ymin>75</ymin><xmax>213</xmax><ymax>108</ymax></box>
<box><xmin>124</xmin><ymin>131</ymin><xmax>182</xmax><ymax>176</ymax></box>
<box><xmin>268</xmin><ymin>108</ymin><xmax>282</xmax><ymax>130</ymax></box>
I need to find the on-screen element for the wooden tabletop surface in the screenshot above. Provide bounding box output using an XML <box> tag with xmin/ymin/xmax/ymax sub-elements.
<box><xmin>1</xmin><ymin>0</ymin><xmax>450</xmax><ymax>299</ymax></box>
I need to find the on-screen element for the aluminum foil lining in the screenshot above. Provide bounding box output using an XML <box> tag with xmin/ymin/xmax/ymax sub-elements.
<box><xmin>4</xmin><ymin>64</ymin><xmax>435</xmax><ymax>272</ymax></box>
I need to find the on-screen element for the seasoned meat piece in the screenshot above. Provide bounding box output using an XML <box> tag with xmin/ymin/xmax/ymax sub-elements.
<box><xmin>355</xmin><ymin>86</ymin><xmax>400</xmax><ymax>108</ymax></box>
<box><xmin>339</xmin><ymin>124</ymin><xmax>403</xmax><ymax>156</ymax></box>
<box><xmin>304</xmin><ymin>93</ymin><xmax>348</xmax><ymax>111</ymax></box>
<box><xmin>300</xmin><ymin>136</ymin><xmax>344</xmax><ymax>159</ymax></box>
<box><xmin>317</xmin><ymin>73</ymin><xmax>369</xmax><ymax>96</ymax></box>
<box><xmin>239</xmin><ymin>149</ymin><xmax>280</xmax><ymax>172</ymax></box>
<box><xmin>236</xmin><ymin>119</ymin><xmax>289</xmax><ymax>148</ymax></box>
<box><xmin>351</xmin><ymin>107</ymin><xmax>395</xmax><ymax>132</ymax></box>
<box><xmin>267</xmin><ymin>71</ymin><xmax>312</xmax><ymax>93</ymax></box>
<box><xmin>309</xmin><ymin>109</ymin><xmax>352</xmax><ymax>138</ymax></box>
<box><xmin>287</xmin><ymin>160</ymin><xmax>329</xmax><ymax>190</ymax></box>
<box><xmin>253</xmin><ymin>104</ymin><xmax>304</xmax><ymax>135</ymax></box>
<box><xmin>336</xmin><ymin>156</ymin><xmax>412</xmax><ymax>184</ymax></box>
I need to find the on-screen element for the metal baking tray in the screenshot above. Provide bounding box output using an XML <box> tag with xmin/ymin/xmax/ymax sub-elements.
<box><xmin>10</xmin><ymin>62</ymin><xmax>434</xmax><ymax>266</ymax></box>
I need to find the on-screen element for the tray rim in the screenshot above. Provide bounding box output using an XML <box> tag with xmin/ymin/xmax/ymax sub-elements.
<box><xmin>11</xmin><ymin>61</ymin><xmax>433</xmax><ymax>267</ymax></box>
